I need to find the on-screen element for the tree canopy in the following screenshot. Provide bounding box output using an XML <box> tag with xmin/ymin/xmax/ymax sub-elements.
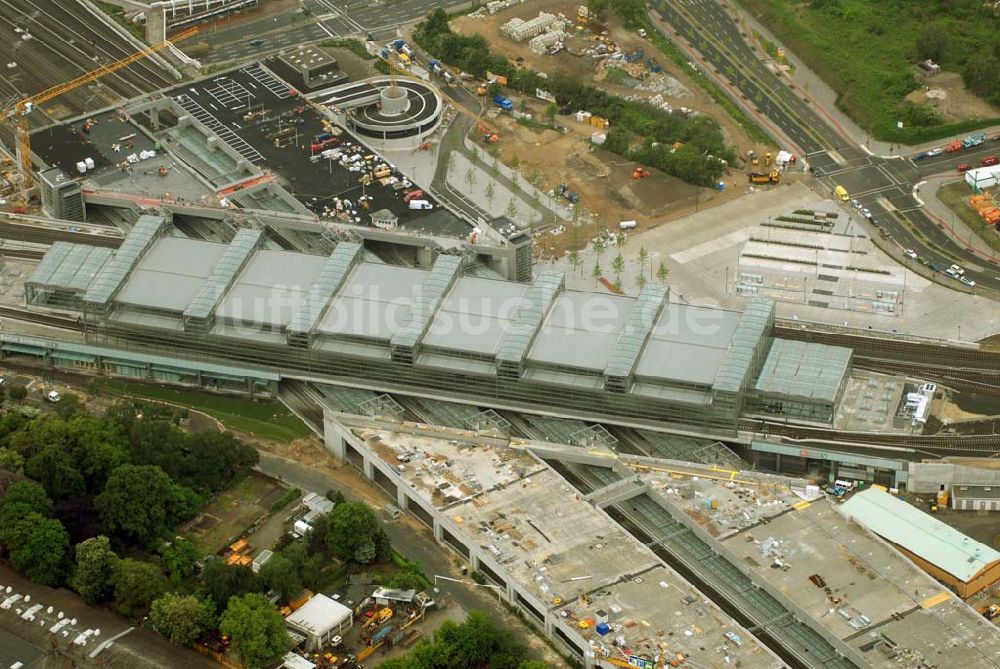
<box><xmin>96</xmin><ymin>464</ymin><xmax>199</xmax><ymax>547</ymax></box>
<box><xmin>71</xmin><ymin>535</ymin><xmax>119</xmax><ymax>603</ymax></box>
<box><xmin>113</xmin><ymin>558</ymin><xmax>167</xmax><ymax>618</ymax></box>
<box><xmin>151</xmin><ymin>593</ymin><xmax>216</xmax><ymax>646</ymax></box>
<box><xmin>202</xmin><ymin>558</ymin><xmax>262</xmax><ymax>611</ymax></box>
<box><xmin>3</xmin><ymin>512</ymin><xmax>71</xmax><ymax>586</ymax></box>
<box><xmin>325</xmin><ymin>501</ymin><xmax>390</xmax><ymax>565</ymax></box>
<box><xmin>220</xmin><ymin>593</ymin><xmax>291</xmax><ymax>669</ymax></box>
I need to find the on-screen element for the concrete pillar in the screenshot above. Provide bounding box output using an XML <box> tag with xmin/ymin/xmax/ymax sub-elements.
<box><xmin>145</xmin><ymin>6</ymin><xmax>166</xmax><ymax>44</ymax></box>
<box><xmin>149</xmin><ymin>107</ymin><xmax>160</xmax><ymax>131</ymax></box>
<box><xmin>362</xmin><ymin>455</ymin><xmax>375</xmax><ymax>480</ymax></box>
<box><xmin>416</xmin><ymin>246</ymin><xmax>434</xmax><ymax>268</ymax></box>
<box><xmin>432</xmin><ymin>519</ymin><xmax>443</xmax><ymax>542</ymax></box>
<box><xmin>396</xmin><ymin>486</ymin><xmax>408</xmax><ymax>510</ymax></box>
<box><xmin>543</xmin><ymin>615</ymin><xmax>554</xmax><ymax>636</ymax></box>
<box><xmin>505</xmin><ymin>579</ymin><xmax>517</xmax><ymax>604</ymax></box>
<box><xmin>323</xmin><ymin>426</ymin><xmax>347</xmax><ymax>460</ymax></box>
<box><xmin>469</xmin><ymin>552</ymin><xmax>480</xmax><ymax>571</ymax></box>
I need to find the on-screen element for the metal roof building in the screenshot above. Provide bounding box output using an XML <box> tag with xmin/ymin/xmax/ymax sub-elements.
<box><xmin>285</xmin><ymin>594</ymin><xmax>352</xmax><ymax>651</ymax></box>
<box><xmin>23</xmin><ymin>218</ymin><xmax>853</xmax><ymax>434</ymax></box>
<box><xmin>746</xmin><ymin>339</ymin><xmax>852</xmax><ymax>422</ymax></box>
<box><xmin>841</xmin><ymin>488</ymin><xmax>1000</xmax><ymax>598</ymax></box>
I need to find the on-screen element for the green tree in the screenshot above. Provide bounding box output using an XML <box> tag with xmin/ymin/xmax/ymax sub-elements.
<box><xmin>113</xmin><ymin>558</ymin><xmax>167</xmax><ymax>618</ymax></box>
<box><xmin>568</xmin><ymin>249</ymin><xmax>581</xmax><ymax>274</ymax></box>
<box><xmin>612</xmin><ymin>254</ymin><xmax>625</xmax><ymax>282</ymax></box>
<box><xmin>71</xmin><ymin>535</ymin><xmax>119</xmax><ymax>603</ymax></box>
<box><xmin>220</xmin><ymin>593</ymin><xmax>291</xmax><ymax>669</ymax></box>
<box><xmin>53</xmin><ymin>392</ymin><xmax>84</xmax><ymax>419</ymax></box>
<box><xmin>161</xmin><ymin>538</ymin><xmax>201</xmax><ymax>584</ymax></box>
<box><xmin>915</xmin><ymin>24</ymin><xmax>949</xmax><ymax>63</ymax></box>
<box><xmin>505</xmin><ymin>197</ymin><xmax>518</xmax><ymax>219</ymax></box>
<box><xmin>25</xmin><ymin>445</ymin><xmax>85</xmax><ymax>501</ymax></box>
<box><xmin>0</xmin><ymin>480</ymin><xmax>52</xmax><ymax>523</ymax></box>
<box><xmin>325</xmin><ymin>502</ymin><xmax>390</xmax><ymax>565</ymax></box>
<box><xmin>8</xmin><ymin>384</ymin><xmax>27</xmax><ymax>402</ymax></box>
<box><xmin>545</xmin><ymin>102</ymin><xmax>557</xmax><ymax>124</ymax></box>
<box><xmin>3</xmin><ymin>512</ymin><xmax>70</xmax><ymax>586</ymax></box>
<box><xmin>656</xmin><ymin>261</ymin><xmax>669</xmax><ymax>283</ymax></box>
<box><xmin>592</xmin><ymin>261</ymin><xmax>603</xmax><ymax>281</ymax></box>
<box><xmin>637</xmin><ymin>245</ymin><xmax>649</xmax><ymax>278</ymax></box>
<box><xmin>0</xmin><ymin>447</ymin><xmax>23</xmax><ymax>473</ymax></box>
<box><xmin>282</xmin><ymin>540</ymin><xmax>324</xmax><ymax>590</ymax></box>
<box><xmin>97</xmin><ymin>464</ymin><xmax>197</xmax><ymax>547</ymax></box>
<box><xmin>259</xmin><ymin>553</ymin><xmax>302</xmax><ymax>602</ymax></box>
<box><xmin>150</xmin><ymin>593</ymin><xmax>216</xmax><ymax>646</ymax></box>
<box><xmin>592</xmin><ymin>237</ymin><xmax>606</xmax><ymax>261</ymax></box>
<box><xmin>485</xmin><ymin>180</ymin><xmax>496</xmax><ymax>207</ymax></box>
<box><xmin>202</xmin><ymin>558</ymin><xmax>261</xmax><ymax>611</ymax></box>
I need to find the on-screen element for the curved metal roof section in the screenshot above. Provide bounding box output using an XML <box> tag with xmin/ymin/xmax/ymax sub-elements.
<box><xmin>712</xmin><ymin>298</ymin><xmax>773</xmax><ymax>393</ymax></box>
<box><xmin>83</xmin><ymin>215</ymin><xmax>166</xmax><ymax>306</ymax></box>
<box><xmin>183</xmin><ymin>228</ymin><xmax>262</xmax><ymax>320</ymax></box>
<box><xmin>604</xmin><ymin>283</ymin><xmax>668</xmax><ymax>380</ymax></box>
<box><xmin>496</xmin><ymin>270</ymin><xmax>564</xmax><ymax>365</ymax></box>
<box><xmin>390</xmin><ymin>254</ymin><xmax>462</xmax><ymax>351</ymax></box>
<box><xmin>287</xmin><ymin>241</ymin><xmax>363</xmax><ymax>336</ymax></box>
<box><xmin>28</xmin><ymin>242</ymin><xmax>113</xmax><ymax>293</ymax></box>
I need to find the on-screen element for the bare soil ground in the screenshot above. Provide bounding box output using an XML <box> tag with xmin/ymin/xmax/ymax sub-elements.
<box><xmin>907</xmin><ymin>71</ymin><xmax>1000</xmax><ymax>124</ymax></box>
<box><xmin>449</xmin><ymin>0</ymin><xmax>790</xmax><ymax>255</ymax></box>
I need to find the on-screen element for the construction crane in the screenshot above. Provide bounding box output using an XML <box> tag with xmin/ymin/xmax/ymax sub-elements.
<box><xmin>4</xmin><ymin>26</ymin><xmax>198</xmax><ymax>191</ymax></box>
<box><xmin>370</xmin><ymin>46</ymin><xmax>500</xmax><ymax>143</ymax></box>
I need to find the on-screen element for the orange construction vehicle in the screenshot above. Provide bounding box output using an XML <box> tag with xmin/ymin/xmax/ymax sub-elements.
<box><xmin>483</xmin><ymin>131</ymin><xmax>498</xmax><ymax>143</ymax></box>
<box><xmin>632</xmin><ymin>166</ymin><xmax>651</xmax><ymax>179</ymax></box>
<box><xmin>749</xmin><ymin>169</ymin><xmax>780</xmax><ymax>184</ymax></box>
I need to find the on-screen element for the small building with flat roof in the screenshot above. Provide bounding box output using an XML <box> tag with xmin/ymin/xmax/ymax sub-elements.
<box><xmin>951</xmin><ymin>484</ymin><xmax>1000</xmax><ymax>512</ymax></box>
<box><xmin>285</xmin><ymin>593</ymin><xmax>353</xmax><ymax>651</ymax></box>
<box><xmin>841</xmin><ymin>487</ymin><xmax>1000</xmax><ymax>598</ymax></box>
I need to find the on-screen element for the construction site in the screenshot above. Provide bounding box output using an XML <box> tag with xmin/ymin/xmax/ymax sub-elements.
<box><xmin>314</xmin><ymin>407</ymin><xmax>1000</xmax><ymax>669</ymax></box>
<box><xmin>445</xmin><ymin>0</ymin><xmax>801</xmax><ymax>253</ymax></box>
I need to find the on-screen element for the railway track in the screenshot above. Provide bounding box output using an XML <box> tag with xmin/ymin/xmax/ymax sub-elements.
<box><xmin>0</xmin><ymin>249</ymin><xmax>44</xmax><ymax>260</ymax></box>
<box><xmin>852</xmin><ymin>359</ymin><xmax>1000</xmax><ymax>396</ymax></box>
<box><xmin>775</xmin><ymin>325</ymin><xmax>1000</xmax><ymax>370</ymax></box>
<box><xmin>0</xmin><ymin>221</ymin><xmax>122</xmax><ymax>248</ymax></box>
<box><xmin>0</xmin><ymin>306</ymin><xmax>83</xmax><ymax>331</ymax></box>
<box><xmin>739</xmin><ymin>419</ymin><xmax>1000</xmax><ymax>455</ymax></box>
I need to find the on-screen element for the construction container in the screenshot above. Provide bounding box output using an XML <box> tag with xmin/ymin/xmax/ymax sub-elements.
<box><xmin>589</xmin><ymin>115</ymin><xmax>608</xmax><ymax>129</ymax></box>
<box><xmin>590</xmin><ymin>132</ymin><xmax>606</xmax><ymax>145</ymax></box>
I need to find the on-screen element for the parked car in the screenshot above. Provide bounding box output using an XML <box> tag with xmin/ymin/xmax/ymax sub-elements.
<box><xmin>957</xmin><ymin>163</ymin><xmax>972</xmax><ymax>172</ymax></box>
<box><xmin>46</xmin><ymin>391</ymin><xmax>61</xmax><ymax>403</ymax></box>
<box><xmin>860</xmin><ymin>207</ymin><xmax>872</xmax><ymax>219</ymax></box>
<box><xmin>960</xmin><ymin>276</ymin><xmax>976</xmax><ymax>287</ymax></box>
<box><xmin>926</xmin><ymin>147</ymin><xmax>944</xmax><ymax>157</ymax></box>
<box><xmin>981</xmin><ymin>155</ymin><xmax>999</xmax><ymax>167</ymax></box>
<box><xmin>904</xmin><ymin>249</ymin><xmax>918</xmax><ymax>259</ymax></box>
<box><xmin>849</xmin><ymin>198</ymin><xmax>861</xmax><ymax>209</ymax></box>
<box><xmin>949</xmin><ymin>264</ymin><xmax>965</xmax><ymax>275</ymax></box>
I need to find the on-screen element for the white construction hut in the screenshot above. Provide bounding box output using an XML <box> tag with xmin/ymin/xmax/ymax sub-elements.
<box><xmin>965</xmin><ymin>164</ymin><xmax>1000</xmax><ymax>190</ymax></box>
<box><xmin>281</xmin><ymin>652</ymin><xmax>316</xmax><ymax>669</ymax></box>
<box><xmin>285</xmin><ymin>594</ymin><xmax>354</xmax><ymax>651</ymax></box>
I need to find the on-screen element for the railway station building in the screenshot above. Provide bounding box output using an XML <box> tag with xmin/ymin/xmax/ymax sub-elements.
<box><xmin>23</xmin><ymin>216</ymin><xmax>855</xmax><ymax>435</ymax></box>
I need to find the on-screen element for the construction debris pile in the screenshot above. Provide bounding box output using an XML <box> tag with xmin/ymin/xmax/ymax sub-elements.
<box><xmin>468</xmin><ymin>0</ymin><xmax>530</xmax><ymax>18</ymax></box>
<box><xmin>653</xmin><ymin>478</ymin><xmax>791</xmax><ymax>537</ymax></box>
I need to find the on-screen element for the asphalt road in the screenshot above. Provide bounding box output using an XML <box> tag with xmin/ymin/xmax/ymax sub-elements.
<box><xmin>649</xmin><ymin>0</ymin><xmax>1000</xmax><ymax>294</ymax></box>
<box><xmin>192</xmin><ymin>0</ymin><xmax>469</xmax><ymax>65</ymax></box>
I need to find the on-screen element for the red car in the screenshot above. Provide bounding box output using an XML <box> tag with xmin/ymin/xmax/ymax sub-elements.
<box><xmin>982</xmin><ymin>155</ymin><xmax>999</xmax><ymax>167</ymax></box>
<box><xmin>957</xmin><ymin>163</ymin><xmax>972</xmax><ymax>172</ymax></box>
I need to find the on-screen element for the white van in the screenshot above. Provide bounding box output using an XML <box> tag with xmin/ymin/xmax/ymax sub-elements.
<box><xmin>619</xmin><ymin>220</ymin><xmax>637</xmax><ymax>230</ymax></box>
<box><xmin>834</xmin><ymin>479</ymin><xmax>854</xmax><ymax>491</ymax></box>
<box><xmin>408</xmin><ymin>199</ymin><xmax>433</xmax><ymax>210</ymax></box>
<box><xmin>46</xmin><ymin>390</ymin><xmax>61</xmax><ymax>403</ymax></box>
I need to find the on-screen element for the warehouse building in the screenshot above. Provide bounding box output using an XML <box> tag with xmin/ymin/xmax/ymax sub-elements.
<box><xmin>285</xmin><ymin>594</ymin><xmax>353</xmax><ymax>651</ymax></box>
<box><xmin>841</xmin><ymin>488</ymin><xmax>1000</xmax><ymax>599</ymax></box>
<box><xmin>22</xmin><ymin>217</ymin><xmax>854</xmax><ymax>435</ymax></box>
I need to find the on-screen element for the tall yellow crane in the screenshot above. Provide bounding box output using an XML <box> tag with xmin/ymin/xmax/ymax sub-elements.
<box><xmin>5</xmin><ymin>26</ymin><xmax>198</xmax><ymax>191</ymax></box>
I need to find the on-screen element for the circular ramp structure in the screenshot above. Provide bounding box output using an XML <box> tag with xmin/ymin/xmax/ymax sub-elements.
<box><xmin>322</xmin><ymin>77</ymin><xmax>443</xmax><ymax>143</ymax></box>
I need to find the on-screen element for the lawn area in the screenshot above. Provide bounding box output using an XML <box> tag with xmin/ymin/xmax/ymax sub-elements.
<box><xmin>737</xmin><ymin>0</ymin><xmax>1000</xmax><ymax>143</ymax></box>
<box><xmin>95</xmin><ymin>380</ymin><xmax>313</xmax><ymax>443</ymax></box>
<box><xmin>182</xmin><ymin>472</ymin><xmax>285</xmax><ymax>554</ymax></box>
<box><xmin>937</xmin><ymin>181</ymin><xmax>1000</xmax><ymax>255</ymax></box>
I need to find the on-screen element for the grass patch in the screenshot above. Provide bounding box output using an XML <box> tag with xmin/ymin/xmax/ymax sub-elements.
<box><xmin>742</xmin><ymin>252</ymin><xmax>816</xmax><ymax>265</ymax></box>
<box><xmin>736</xmin><ymin>0</ymin><xmax>1000</xmax><ymax>143</ymax></box>
<box><xmin>515</xmin><ymin>116</ymin><xmax>549</xmax><ymax>132</ymax></box>
<box><xmin>749</xmin><ymin>236</ymin><xmax>824</xmax><ymax>249</ymax></box>
<box><xmin>320</xmin><ymin>38</ymin><xmax>374</xmax><ymax>60</ymax></box>
<box><xmin>183</xmin><ymin>472</ymin><xmax>280</xmax><ymax>554</ymax></box>
<box><xmin>94</xmin><ymin>1</ymin><xmax>145</xmax><ymax>41</ymax></box>
<box><xmin>271</xmin><ymin>487</ymin><xmax>302</xmax><ymax>513</ymax></box>
<box><xmin>761</xmin><ymin>221</ymin><xmax>832</xmax><ymax>233</ymax></box>
<box><xmin>938</xmin><ymin>182</ymin><xmax>1000</xmax><ymax>255</ymax></box>
<box><xmin>95</xmin><ymin>379</ymin><xmax>312</xmax><ymax>443</ymax></box>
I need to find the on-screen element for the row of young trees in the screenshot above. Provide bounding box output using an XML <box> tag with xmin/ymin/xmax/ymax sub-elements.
<box><xmin>413</xmin><ymin>9</ymin><xmax>733</xmax><ymax>187</ymax></box>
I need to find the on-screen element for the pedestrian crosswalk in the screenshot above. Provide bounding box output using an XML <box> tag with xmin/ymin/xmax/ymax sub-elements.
<box><xmin>175</xmin><ymin>94</ymin><xmax>265</xmax><ymax>164</ymax></box>
<box><xmin>244</xmin><ymin>64</ymin><xmax>295</xmax><ymax>100</ymax></box>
